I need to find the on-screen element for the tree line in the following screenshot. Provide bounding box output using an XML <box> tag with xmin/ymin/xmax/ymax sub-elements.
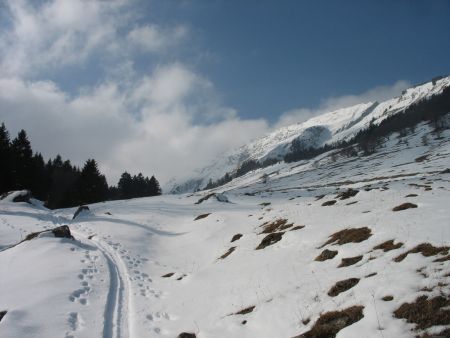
<box><xmin>0</xmin><ymin>124</ymin><xmax>161</xmax><ymax>209</ymax></box>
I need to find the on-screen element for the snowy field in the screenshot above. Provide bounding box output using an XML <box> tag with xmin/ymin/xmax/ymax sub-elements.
<box><xmin>1</xmin><ymin>123</ymin><xmax>450</xmax><ymax>338</ymax></box>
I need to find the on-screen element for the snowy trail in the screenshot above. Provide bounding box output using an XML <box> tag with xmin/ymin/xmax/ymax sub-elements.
<box><xmin>71</xmin><ymin>228</ymin><xmax>131</xmax><ymax>338</ymax></box>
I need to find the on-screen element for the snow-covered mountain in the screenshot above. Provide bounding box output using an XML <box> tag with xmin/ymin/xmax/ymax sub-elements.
<box><xmin>171</xmin><ymin>76</ymin><xmax>450</xmax><ymax>193</ymax></box>
<box><xmin>1</xmin><ymin>118</ymin><xmax>450</xmax><ymax>338</ymax></box>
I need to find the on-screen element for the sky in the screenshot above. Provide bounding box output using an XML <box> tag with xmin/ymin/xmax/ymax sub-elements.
<box><xmin>0</xmin><ymin>0</ymin><xmax>449</xmax><ymax>187</ymax></box>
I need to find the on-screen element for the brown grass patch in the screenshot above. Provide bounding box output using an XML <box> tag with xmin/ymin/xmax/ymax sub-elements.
<box><xmin>219</xmin><ymin>247</ymin><xmax>236</xmax><ymax>260</ymax></box>
<box><xmin>234</xmin><ymin>305</ymin><xmax>255</xmax><ymax>315</ymax></box>
<box><xmin>231</xmin><ymin>234</ymin><xmax>243</xmax><ymax>242</ymax></box>
<box><xmin>315</xmin><ymin>249</ymin><xmax>338</xmax><ymax>261</ymax></box>
<box><xmin>194</xmin><ymin>213</ymin><xmax>210</xmax><ymax>221</ymax></box>
<box><xmin>320</xmin><ymin>227</ymin><xmax>372</xmax><ymax>248</ymax></box>
<box><xmin>259</xmin><ymin>218</ymin><xmax>293</xmax><ymax>234</ymax></box>
<box><xmin>322</xmin><ymin>200</ymin><xmax>337</xmax><ymax>206</ymax></box>
<box><xmin>433</xmin><ymin>255</ymin><xmax>450</xmax><ymax>263</ymax></box>
<box><xmin>373</xmin><ymin>240</ymin><xmax>403</xmax><ymax>252</ymax></box>
<box><xmin>338</xmin><ymin>255</ymin><xmax>363</xmax><ymax>267</ymax></box>
<box><xmin>290</xmin><ymin>225</ymin><xmax>305</xmax><ymax>231</ymax></box>
<box><xmin>392</xmin><ymin>202</ymin><xmax>418</xmax><ymax>211</ymax></box>
<box><xmin>293</xmin><ymin>305</ymin><xmax>364</xmax><ymax>338</ymax></box>
<box><xmin>255</xmin><ymin>232</ymin><xmax>284</xmax><ymax>250</ymax></box>
<box><xmin>336</xmin><ymin>188</ymin><xmax>359</xmax><ymax>200</ymax></box>
<box><xmin>382</xmin><ymin>295</ymin><xmax>394</xmax><ymax>301</ymax></box>
<box><xmin>394</xmin><ymin>243</ymin><xmax>449</xmax><ymax>262</ymax></box>
<box><xmin>394</xmin><ymin>295</ymin><xmax>450</xmax><ymax>331</ymax></box>
<box><xmin>328</xmin><ymin>278</ymin><xmax>360</xmax><ymax>297</ymax></box>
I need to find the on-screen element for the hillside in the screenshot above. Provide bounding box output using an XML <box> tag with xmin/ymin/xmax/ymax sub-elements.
<box><xmin>0</xmin><ymin>119</ymin><xmax>449</xmax><ymax>337</ymax></box>
<box><xmin>171</xmin><ymin>76</ymin><xmax>450</xmax><ymax>193</ymax></box>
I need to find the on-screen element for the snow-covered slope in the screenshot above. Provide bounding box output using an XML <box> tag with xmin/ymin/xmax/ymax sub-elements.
<box><xmin>171</xmin><ymin>76</ymin><xmax>450</xmax><ymax>193</ymax></box>
<box><xmin>1</xmin><ymin>121</ymin><xmax>449</xmax><ymax>338</ymax></box>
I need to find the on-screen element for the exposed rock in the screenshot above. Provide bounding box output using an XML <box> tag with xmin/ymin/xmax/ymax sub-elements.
<box><xmin>336</xmin><ymin>189</ymin><xmax>359</xmax><ymax>200</ymax></box>
<box><xmin>392</xmin><ymin>202</ymin><xmax>417</xmax><ymax>211</ymax></box>
<box><xmin>73</xmin><ymin>205</ymin><xmax>90</xmax><ymax>219</ymax></box>
<box><xmin>328</xmin><ymin>278</ymin><xmax>360</xmax><ymax>297</ymax></box>
<box><xmin>256</xmin><ymin>232</ymin><xmax>284</xmax><ymax>250</ymax></box>
<box><xmin>194</xmin><ymin>213</ymin><xmax>210</xmax><ymax>221</ymax></box>
<box><xmin>315</xmin><ymin>249</ymin><xmax>338</xmax><ymax>261</ymax></box>
<box><xmin>231</xmin><ymin>234</ymin><xmax>243</xmax><ymax>242</ymax></box>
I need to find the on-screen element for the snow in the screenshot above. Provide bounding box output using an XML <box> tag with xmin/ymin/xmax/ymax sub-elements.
<box><xmin>1</xmin><ymin>119</ymin><xmax>449</xmax><ymax>337</ymax></box>
<box><xmin>171</xmin><ymin>75</ymin><xmax>450</xmax><ymax>193</ymax></box>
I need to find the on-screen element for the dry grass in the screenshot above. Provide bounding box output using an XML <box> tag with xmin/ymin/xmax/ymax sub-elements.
<box><xmin>219</xmin><ymin>247</ymin><xmax>236</xmax><ymax>260</ymax></box>
<box><xmin>320</xmin><ymin>227</ymin><xmax>372</xmax><ymax>248</ymax></box>
<box><xmin>194</xmin><ymin>213</ymin><xmax>211</xmax><ymax>221</ymax></box>
<box><xmin>392</xmin><ymin>202</ymin><xmax>418</xmax><ymax>211</ymax></box>
<box><xmin>405</xmin><ymin>193</ymin><xmax>418</xmax><ymax>197</ymax></box>
<box><xmin>290</xmin><ymin>225</ymin><xmax>305</xmax><ymax>231</ymax></box>
<box><xmin>255</xmin><ymin>232</ymin><xmax>284</xmax><ymax>250</ymax></box>
<box><xmin>231</xmin><ymin>234</ymin><xmax>243</xmax><ymax>242</ymax></box>
<box><xmin>293</xmin><ymin>305</ymin><xmax>364</xmax><ymax>338</ymax></box>
<box><xmin>260</xmin><ymin>218</ymin><xmax>293</xmax><ymax>234</ymax></box>
<box><xmin>336</xmin><ymin>188</ymin><xmax>359</xmax><ymax>200</ymax></box>
<box><xmin>322</xmin><ymin>200</ymin><xmax>337</xmax><ymax>206</ymax></box>
<box><xmin>338</xmin><ymin>255</ymin><xmax>363</xmax><ymax>267</ymax></box>
<box><xmin>315</xmin><ymin>249</ymin><xmax>338</xmax><ymax>262</ymax></box>
<box><xmin>328</xmin><ymin>278</ymin><xmax>360</xmax><ymax>297</ymax></box>
<box><xmin>373</xmin><ymin>240</ymin><xmax>403</xmax><ymax>252</ymax></box>
<box><xmin>394</xmin><ymin>243</ymin><xmax>449</xmax><ymax>262</ymax></box>
<box><xmin>433</xmin><ymin>255</ymin><xmax>450</xmax><ymax>262</ymax></box>
<box><xmin>394</xmin><ymin>295</ymin><xmax>450</xmax><ymax>331</ymax></box>
<box><xmin>382</xmin><ymin>295</ymin><xmax>394</xmax><ymax>301</ymax></box>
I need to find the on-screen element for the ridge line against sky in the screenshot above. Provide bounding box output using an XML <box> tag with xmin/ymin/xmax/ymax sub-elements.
<box><xmin>0</xmin><ymin>0</ymin><xmax>448</xmax><ymax>185</ymax></box>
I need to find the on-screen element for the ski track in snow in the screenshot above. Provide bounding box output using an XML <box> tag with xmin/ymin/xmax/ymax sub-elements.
<box><xmin>70</xmin><ymin>225</ymin><xmax>131</xmax><ymax>338</ymax></box>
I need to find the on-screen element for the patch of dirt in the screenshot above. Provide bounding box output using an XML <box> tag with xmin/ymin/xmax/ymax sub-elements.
<box><xmin>433</xmin><ymin>255</ymin><xmax>450</xmax><ymax>263</ymax></box>
<box><xmin>315</xmin><ymin>249</ymin><xmax>338</xmax><ymax>261</ymax></box>
<box><xmin>405</xmin><ymin>194</ymin><xmax>418</xmax><ymax>197</ymax></box>
<box><xmin>234</xmin><ymin>306</ymin><xmax>255</xmax><ymax>315</ymax></box>
<box><xmin>373</xmin><ymin>240</ymin><xmax>403</xmax><ymax>252</ymax></box>
<box><xmin>290</xmin><ymin>225</ymin><xmax>305</xmax><ymax>231</ymax></box>
<box><xmin>293</xmin><ymin>305</ymin><xmax>364</xmax><ymax>338</ymax></box>
<box><xmin>415</xmin><ymin>155</ymin><xmax>429</xmax><ymax>162</ymax></box>
<box><xmin>382</xmin><ymin>295</ymin><xmax>394</xmax><ymax>301</ymax></box>
<box><xmin>328</xmin><ymin>278</ymin><xmax>360</xmax><ymax>297</ymax></box>
<box><xmin>392</xmin><ymin>202</ymin><xmax>418</xmax><ymax>211</ymax></box>
<box><xmin>338</xmin><ymin>255</ymin><xmax>363</xmax><ymax>267</ymax></box>
<box><xmin>194</xmin><ymin>213</ymin><xmax>211</xmax><ymax>221</ymax></box>
<box><xmin>219</xmin><ymin>247</ymin><xmax>236</xmax><ymax>260</ymax></box>
<box><xmin>255</xmin><ymin>232</ymin><xmax>284</xmax><ymax>250</ymax></box>
<box><xmin>320</xmin><ymin>227</ymin><xmax>372</xmax><ymax>248</ymax></box>
<box><xmin>394</xmin><ymin>295</ymin><xmax>450</xmax><ymax>332</ymax></box>
<box><xmin>178</xmin><ymin>333</ymin><xmax>196</xmax><ymax>338</ymax></box>
<box><xmin>260</xmin><ymin>218</ymin><xmax>293</xmax><ymax>234</ymax></box>
<box><xmin>394</xmin><ymin>243</ymin><xmax>449</xmax><ymax>262</ymax></box>
<box><xmin>195</xmin><ymin>193</ymin><xmax>215</xmax><ymax>204</ymax></box>
<box><xmin>336</xmin><ymin>189</ymin><xmax>359</xmax><ymax>200</ymax></box>
<box><xmin>161</xmin><ymin>272</ymin><xmax>174</xmax><ymax>278</ymax></box>
<box><xmin>322</xmin><ymin>200</ymin><xmax>337</xmax><ymax>206</ymax></box>
<box><xmin>231</xmin><ymin>234</ymin><xmax>243</xmax><ymax>242</ymax></box>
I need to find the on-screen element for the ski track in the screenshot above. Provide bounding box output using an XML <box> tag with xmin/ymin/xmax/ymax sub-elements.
<box><xmin>70</xmin><ymin>226</ymin><xmax>131</xmax><ymax>338</ymax></box>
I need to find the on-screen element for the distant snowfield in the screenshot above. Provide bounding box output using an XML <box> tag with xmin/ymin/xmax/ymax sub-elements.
<box><xmin>1</xmin><ymin>123</ymin><xmax>449</xmax><ymax>338</ymax></box>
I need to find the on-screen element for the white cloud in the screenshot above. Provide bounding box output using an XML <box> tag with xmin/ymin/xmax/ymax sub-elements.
<box><xmin>127</xmin><ymin>24</ymin><xmax>188</xmax><ymax>53</ymax></box>
<box><xmin>276</xmin><ymin>80</ymin><xmax>411</xmax><ymax>128</ymax></box>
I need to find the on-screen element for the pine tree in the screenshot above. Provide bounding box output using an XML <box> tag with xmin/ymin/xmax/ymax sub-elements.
<box><xmin>118</xmin><ymin>172</ymin><xmax>133</xmax><ymax>199</ymax></box>
<box><xmin>148</xmin><ymin>175</ymin><xmax>162</xmax><ymax>196</ymax></box>
<box><xmin>11</xmin><ymin>129</ymin><xmax>33</xmax><ymax>190</ymax></box>
<box><xmin>0</xmin><ymin>123</ymin><xmax>12</xmax><ymax>193</ymax></box>
<box><xmin>77</xmin><ymin>159</ymin><xmax>108</xmax><ymax>204</ymax></box>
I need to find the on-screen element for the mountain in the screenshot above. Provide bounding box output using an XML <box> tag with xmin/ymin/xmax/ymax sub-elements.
<box><xmin>1</xmin><ymin>111</ymin><xmax>450</xmax><ymax>337</ymax></box>
<box><xmin>170</xmin><ymin>75</ymin><xmax>450</xmax><ymax>193</ymax></box>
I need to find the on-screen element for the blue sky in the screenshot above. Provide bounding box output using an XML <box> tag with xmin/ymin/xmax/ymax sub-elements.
<box><xmin>0</xmin><ymin>0</ymin><xmax>449</xmax><ymax>184</ymax></box>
